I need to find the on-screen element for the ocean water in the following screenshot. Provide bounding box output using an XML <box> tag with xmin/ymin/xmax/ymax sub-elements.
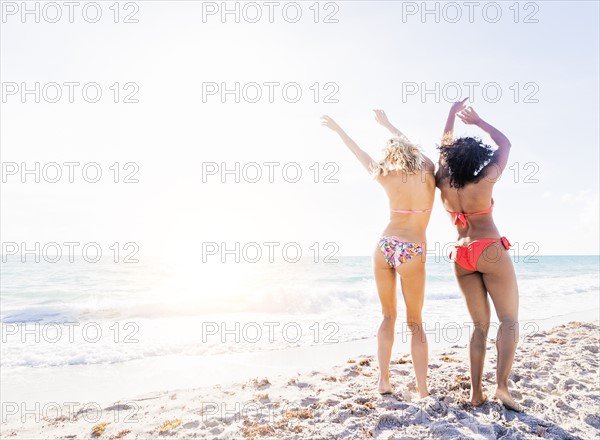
<box><xmin>1</xmin><ymin>256</ymin><xmax>598</xmax><ymax>371</ymax></box>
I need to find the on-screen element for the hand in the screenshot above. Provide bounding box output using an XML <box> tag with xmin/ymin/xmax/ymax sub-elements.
<box><xmin>457</xmin><ymin>107</ymin><xmax>482</xmax><ymax>125</ymax></box>
<box><xmin>449</xmin><ymin>97</ymin><xmax>469</xmax><ymax>115</ymax></box>
<box><xmin>321</xmin><ymin>115</ymin><xmax>342</xmax><ymax>132</ymax></box>
<box><xmin>373</xmin><ymin>109</ymin><xmax>391</xmax><ymax>127</ymax></box>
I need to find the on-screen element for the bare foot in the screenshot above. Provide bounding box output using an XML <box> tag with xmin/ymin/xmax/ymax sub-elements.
<box><xmin>378</xmin><ymin>376</ymin><xmax>393</xmax><ymax>394</ymax></box>
<box><xmin>469</xmin><ymin>392</ymin><xmax>487</xmax><ymax>407</ymax></box>
<box><xmin>417</xmin><ymin>389</ymin><xmax>430</xmax><ymax>399</ymax></box>
<box><xmin>494</xmin><ymin>387</ymin><xmax>523</xmax><ymax>412</ymax></box>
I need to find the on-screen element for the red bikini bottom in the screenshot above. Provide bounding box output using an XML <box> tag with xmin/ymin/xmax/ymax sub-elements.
<box><xmin>450</xmin><ymin>236</ymin><xmax>511</xmax><ymax>271</ymax></box>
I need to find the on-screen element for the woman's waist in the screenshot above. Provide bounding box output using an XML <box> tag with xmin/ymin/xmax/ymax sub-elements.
<box><xmin>386</xmin><ymin>215</ymin><xmax>430</xmax><ymax>230</ymax></box>
<box><xmin>454</xmin><ymin>224</ymin><xmax>502</xmax><ymax>244</ymax></box>
<box><xmin>381</xmin><ymin>224</ymin><xmax>427</xmax><ymax>243</ymax></box>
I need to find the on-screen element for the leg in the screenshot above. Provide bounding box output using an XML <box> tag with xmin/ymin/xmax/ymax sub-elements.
<box><xmin>373</xmin><ymin>246</ymin><xmax>398</xmax><ymax>394</ymax></box>
<box><xmin>397</xmin><ymin>259</ymin><xmax>429</xmax><ymax>397</ymax></box>
<box><xmin>478</xmin><ymin>245</ymin><xmax>521</xmax><ymax>411</ymax></box>
<box><xmin>454</xmin><ymin>264</ymin><xmax>491</xmax><ymax>406</ymax></box>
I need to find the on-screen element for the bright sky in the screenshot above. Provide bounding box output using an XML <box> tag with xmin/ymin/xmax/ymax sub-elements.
<box><xmin>1</xmin><ymin>1</ymin><xmax>599</xmax><ymax>259</ymax></box>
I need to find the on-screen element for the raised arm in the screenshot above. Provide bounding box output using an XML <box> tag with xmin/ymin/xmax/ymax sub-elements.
<box><xmin>373</xmin><ymin>109</ymin><xmax>408</xmax><ymax>139</ymax></box>
<box><xmin>321</xmin><ymin>115</ymin><xmax>377</xmax><ymax>173</ymax></box>
<box><xmin>458</xmin><ymin>107</ymin><xmax>512</xmax><ymax>172</ymax></box>
<box><xmin>442</xmin><ymin>98</ymin><xmax>469</xmax><ymax>145</ymax></box>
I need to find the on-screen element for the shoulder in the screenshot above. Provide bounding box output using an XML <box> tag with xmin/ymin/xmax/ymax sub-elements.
<box><xmin>434</xmin><ymin>157</ymin><xmax>449</xmax><ymax>176</ymax></box>
<box><xmin>422</xmin><ymin>155</ymin><xmax>435</xmax><ymax>172</ymax></box>
<box><xmin>479</xmin><ymin>160</ymin><xmax>503</xmax><ymax>183</ymax></box>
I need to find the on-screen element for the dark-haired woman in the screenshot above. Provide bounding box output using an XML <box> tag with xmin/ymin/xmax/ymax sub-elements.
<box><xmin>436</xmin><ymin>99</ymin><xmax>521</xmax><ymax>411</ymax></box>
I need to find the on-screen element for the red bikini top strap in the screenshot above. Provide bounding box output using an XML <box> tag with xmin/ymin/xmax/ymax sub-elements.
<box><xmin>447</xmin><ymin>198</ymin><xmax>494</xmax><ymax>227</ymax></box>
<box><xmin>466</xmin><ymin>198</ymin><xmax>494</xmax><ymax>216</ymax></box>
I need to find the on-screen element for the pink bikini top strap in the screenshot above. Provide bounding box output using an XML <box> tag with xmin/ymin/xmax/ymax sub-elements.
<box><xmin>447</xmin><ymin>198</ymin><xmax>494</xmax><ymax>227</ymax></box>
<box><xmin>390</xmin><ymin>208</ymin><xmax>432</xmax><ymax>214</ymax></box>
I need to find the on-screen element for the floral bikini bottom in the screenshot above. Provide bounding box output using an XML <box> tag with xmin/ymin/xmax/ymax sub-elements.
<box><xmin>378</xmin><ymin>236</ymin><xmax>424</xmax><ymax>269</ymax></box>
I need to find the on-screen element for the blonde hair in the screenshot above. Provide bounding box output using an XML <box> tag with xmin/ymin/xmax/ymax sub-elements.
<box><xmin>371</xmin><ymin>136</ymin><xmax>425</xmax><ymax>177</ymax></box>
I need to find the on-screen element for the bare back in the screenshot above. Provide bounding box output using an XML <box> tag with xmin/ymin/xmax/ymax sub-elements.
<box><xmin>377</xmin><ymin>156</ymin><xmax>436</xmax><ymax>242</ymax></box>
<box><xmin>436</xmin><ymin>164</ymin><xmax>501</xmax><ymax>242</ymax></box>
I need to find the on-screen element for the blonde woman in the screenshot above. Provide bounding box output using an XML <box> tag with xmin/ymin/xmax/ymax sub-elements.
<box><xmin>321</xmin><ymin>111</ymin><xmax>435</xmax><ymax>397</ymax></box>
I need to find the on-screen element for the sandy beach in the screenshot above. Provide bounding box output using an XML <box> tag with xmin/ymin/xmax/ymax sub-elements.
<box><xmin>2</xmin><ymin>321</ymin><xmax>598</xmax><ymax>440</ymax></box>
<box><xmin>2</xmin><ymin>1</ymin><xmax>599</xmax><ymax>439</ymax></box>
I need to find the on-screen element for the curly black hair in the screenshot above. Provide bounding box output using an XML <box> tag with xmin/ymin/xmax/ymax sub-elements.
<box><xmin>437</xmin><ymin>137</ymin><xmax>496</xmax><ymax>189</ymax></box>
